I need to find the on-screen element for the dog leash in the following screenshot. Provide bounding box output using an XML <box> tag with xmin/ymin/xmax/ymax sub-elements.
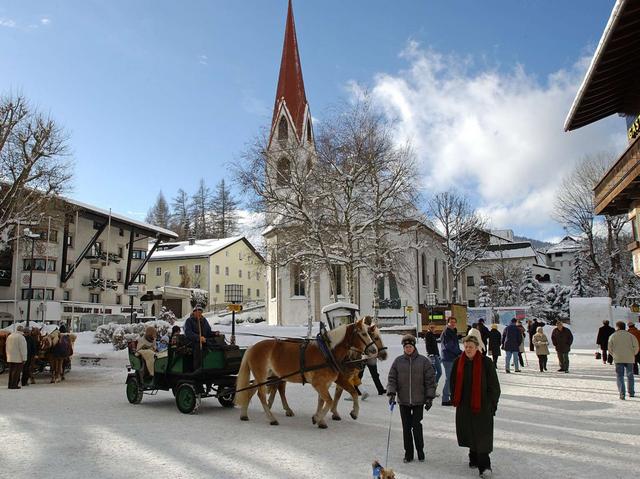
<box><xmin>385</xmin><ymin>402</ymin><xmax>395</xmax><ymax>469</ymax></box>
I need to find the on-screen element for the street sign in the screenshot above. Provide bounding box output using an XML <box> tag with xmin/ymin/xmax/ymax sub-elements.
<box><xmin>127</xmin><ymin>285</ymin><xmax>139</xmax><ymax>296</ymax></box>
<box><xmin>406</xmin><ymin>306</ymin><xmax>414</xmax><ymax>313</ymax></box>
<box><xmin>228</xmin><ymin>304</ymin><xmax>243</xmax><ymax>312</ymax></box>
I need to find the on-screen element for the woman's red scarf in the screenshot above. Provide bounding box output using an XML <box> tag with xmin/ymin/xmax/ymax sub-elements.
<box><xmin>452</xmin><ymin>351</ymin><xmax>483</xmax><ymax>414</ymax></box>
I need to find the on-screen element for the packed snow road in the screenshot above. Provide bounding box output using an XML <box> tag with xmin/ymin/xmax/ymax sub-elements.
<box><xmin>1</xmin><ymin>333</ymin><xmax>638</xmax><ymax>479</ymax></box>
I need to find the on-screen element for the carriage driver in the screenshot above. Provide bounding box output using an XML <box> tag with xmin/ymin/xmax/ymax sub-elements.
<box><xmin>184</xmin><ymin>305</ymin><xmax>220</xmax><ymax>369</ymax></box>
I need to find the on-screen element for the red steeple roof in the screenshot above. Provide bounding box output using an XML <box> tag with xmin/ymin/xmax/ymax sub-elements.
<box><xmin>272</xmin><ymin>0</ymin><xmax>308</xmax><ymax>140</ymax></box>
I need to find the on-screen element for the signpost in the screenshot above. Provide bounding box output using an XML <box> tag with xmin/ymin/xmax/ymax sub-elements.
<box><xmin>127</xmin><ymin>285</ymin><xmax>139</xmax><ymax>324</ymax></box>
<box><xmin>225</xmin><ymin>284</ymin><xmax>243</xmax><ymax>345</ymax></box>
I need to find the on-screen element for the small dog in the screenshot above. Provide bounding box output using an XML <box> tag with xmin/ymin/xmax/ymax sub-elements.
<box><xmin>372</xmin><ymin>460</ymin><xmax>396</xmax><ymax>479</ymax></box>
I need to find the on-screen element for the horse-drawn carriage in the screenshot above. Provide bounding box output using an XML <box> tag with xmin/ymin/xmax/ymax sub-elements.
<box><xmin>126</xmin><ymin>334</ymin><xmax>246</xmax><ymax>414</ymax></box>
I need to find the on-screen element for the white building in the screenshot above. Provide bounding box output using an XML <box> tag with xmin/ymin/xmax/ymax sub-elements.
<box><xmin>544</xmin><ymin>236</ymin><xmax>582</xmax><ymax>285</ymax></box>
<box><xmin>0</xmin><ymin>197</ymin><xmax>177</xmax><ymax>329</ymax></box>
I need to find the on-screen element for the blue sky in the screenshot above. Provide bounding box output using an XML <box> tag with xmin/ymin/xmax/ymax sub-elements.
<box><xmin>0</xmin><ymin>1</ymin><xmax>621</xmax><ymax>242</ymax></box>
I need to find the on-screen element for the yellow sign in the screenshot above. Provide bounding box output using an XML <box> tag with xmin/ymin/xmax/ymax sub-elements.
<box><xmin>228</xmin><ymin>304</ymin><xmax>243</xmax><ymax>312</ymax></box>
<box><xmin>629</xmin><ymin>114</ymin><xmax>640</xmax><ymax>140</ymax></box>
<box><xmin>406</xmin><ymin>306</ymin><xmax>414</xmax><ymax>313</ymax></box>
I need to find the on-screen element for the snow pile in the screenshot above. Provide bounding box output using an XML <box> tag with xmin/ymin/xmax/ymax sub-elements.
<box><xmin>94</xmin><ymin>320</ymin><xmax>172</xmax><ymax>350</ymax></box>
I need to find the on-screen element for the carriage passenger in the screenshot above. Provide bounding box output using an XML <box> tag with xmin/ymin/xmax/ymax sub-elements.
<box><xmin>184</xmin><ymin>305</ymin><xmax>220</xmax><ymax>370</ymax></box>
<box><xmin>136</xmin><ymin>326</ymin><xmax>159</xmax><ymax>377</ymax></box>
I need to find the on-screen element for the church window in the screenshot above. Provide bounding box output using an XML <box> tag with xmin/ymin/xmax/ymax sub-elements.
<box><xmin>278</xmin><ymin>116</ymin><xmax>288</xmax><ymax>144</ymax></box>
<box><xmin>277</xmin><ymin>157</ymin><xmax>291</xmax><ymax>186</ymax></box>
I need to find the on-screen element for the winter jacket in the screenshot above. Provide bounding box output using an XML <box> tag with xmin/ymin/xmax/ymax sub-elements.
<box><xmin>628</xmin><ymin>325</ymin><xmax>640</xmax><ymax>347</ymax></box>
<box><xmin>551</xmin><ymin>326</ymin><xmax>573</xmax><ymax>353</ymax></box>
<box><xmin>6</xmin><ymin>331</ymin><xmax>27</xmax><ymax>363</ymax></box>
<box><xmin>387</xmin><ymin>350</ymin><xmax>436</xmax><ymax>406</ymax></box>
<box><xmin>136</xmin><ymin>335</ymin><xmax>158</xmax><ymax>352</ymax></box>
<box><xmin>477</xmin><ymin>323</ymin><xmax>490</xmax><ymax>349</ymax></box>
<box><xmin>184</xmin><ymin>315</ymin><xmax>214</xmax><ymax>345</ymax></box>
<box><xmin>451</xmin><ymin>353</ymin><xmax>501</xmax><ymax>454</ymax></box>
<box><xmin>608</xmin><ymin>330</ymin><xmax>640</xmax><ymax>364</ymax></box>
<box><xmin>441</xmin><ymin>327</ymin><xmax>462</xmax><ymax>362</ymax></box>
<box><xmin>468</xmin><ymin>328</ymin><xmax>485</xmax><ymax>352</ymax></box>
<box><xmin>532</xmin><ymin>332</ymin><xmax>550</xmax><ymax>356</ymax></box>
<box><xmin>596</xmin><ymin>325</ymin><xmax>615</xmax><ymax>348</ymax></box>
<box><xmin>488</xmin><ymin>329</ymin><xmax>502</xmax><ymax>356</ymax></box>
<box><xmin>423</xmin><ymin>331</ymin><xmax>440</xmax><ymax>356</ymax></box>
<box><xmin>501</xmin><ymin>324</ymin><xmax>522</xmax><ymax>352</ymax></box>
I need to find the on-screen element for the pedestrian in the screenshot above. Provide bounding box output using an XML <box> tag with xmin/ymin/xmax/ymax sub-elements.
<box><xmin>440</xmin><ymin>317</ymin><xmax>462</xmax><ymax>406</ymax></box>
<box><xmin>607</xmin><ymin>321</ymin><xmax>639</xmax><ymax>400</ymax></box>
<box><xmin>6</xmin><ymin>325</ymin><xmax>27</xmax><ymax>390</ymax></box>
<box><xmin>501</xmin><ymin>318</ymin><xmax>522</xmax><ymax>373</ymax></box>
<box><xmin>451</xmin><ymin>335</ymin><xmax>501</xmax><ymax>479</ymax></box>
<box><xmin>21</xmin><ymin>326</ymin><xmax>37</xmax><ymax>386</ymax></box>
<box><xmin>487</xmin><ymin>324</ymin><xmax>501</xmax><ymax>368</ymax></box>
<box><xmin>596</xmin><ymin>320</ymin><xmax>615</xmax><ymax>365</ymax></box>
<box><xmin>423</xmin><ymin>322</ymin><xmax>442</xmax><ymax>386</ymax></box>
<box><xmin>58</xmin><ymin>322</ymin><xmax>67</xmax><ymax>334</ymax></box>
<box><xmin>359</xmin><ymin>356</ymin><xmax>386</xmax><ymax>395</ymax></box>
<box><xmin>468</xmin><ymin>324</ymin><xmax>486</xmax><ymax>353</ymax></box>
<box><xmin>387</xmin><ymin>334</ymin><xmax>436</xmax><ymax>463</ymax></box>
<box><xmin>532</xmin><ymin>326</ymin><xmax>549</xmax><ymax>372</ymax></box>
<box><xmin>477</xmin><ymin>319</ymin><xmax>490</xmax><ymax>356</ymax></box>
<box><xmin>551</xmin><ymin>321</ymin><xmax>573</xmax><ymax>373</ymax></box>
<box><xmin>516</xmin><ymin>320</ymin><xmax>526</xmax><ymax>367</ymax></box>
<box><xmin>627</xmin><ymin>321</ymin><xmax>640</xmax><ymax>375</ymax></box>
<box><xmin>527</xmin><ymin>319</ymin><xmax>537</xmax><ymax>352</ymax></box>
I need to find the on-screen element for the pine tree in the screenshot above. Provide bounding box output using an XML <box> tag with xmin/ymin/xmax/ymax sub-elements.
<box><xmin>210</xmin><ymin>179</ymin><xmax>240</xmax><ymax>238</ymax></box>
<box><xmin>171</xmin><ymin>189</ymin><xmax>191</xmax><ymax>240</ymax></box>
<box><xmin>571</xmin><ymin>254</ymin><xmax>588</xmax><ymax>297</ymax></box>
<box><xmin>190</xmin><ymin>179</ymin><xmax>212</xmax><ymax>239</ymax></box>
<box><xmin>519</xmin><ymin>267</ymin><xmax>546</xmax><ymax>322</ymax></box>
<box><xmin>145</xmin><ymin>191</ymin><xmax>171</xmax><ymax>228</ymax></box>
<box><xmin>478</xmin><ymin>279</ymin><xmax>492</xmax><ymax>307</ymax></box>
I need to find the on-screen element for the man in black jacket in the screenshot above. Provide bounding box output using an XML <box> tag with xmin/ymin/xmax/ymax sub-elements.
<box><xmin>423</xmin><ymin>323</ymin><xmax>442</xmax><ymax>386</ymax></box>
<box><xmin>596</xmin><ymin>320</ymin><xmax>615</xmax><ymax>365</ymax></box>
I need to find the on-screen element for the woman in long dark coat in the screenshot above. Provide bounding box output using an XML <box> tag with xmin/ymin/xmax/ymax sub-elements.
<box><xmin>487</xmin><ymin>324</ymin><xmax>502</xmax><ymax>368</ymax></box>
<box><xmin>451</xmin><ymin>335</ymin><xmax>501</xmax><ymax>479</ymax></box>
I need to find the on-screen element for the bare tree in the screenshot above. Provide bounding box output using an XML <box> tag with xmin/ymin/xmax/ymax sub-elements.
<box><xmin>190</xmin><ymin>179</ymin><xmax>212</xmax><ymax>239</ymax></box>
<box><xmin>210</xmin><ymin>179</ymin><xmax>240</xmax><ymax>238</ymax></box>
<box><xmin>553</xmin><ymin>152</ymin><xmax>628</xmax><ymax>302</ymax></box>
<box><xmin>428</xmin><ymin>191</ymin><xmax>487</xmax><ymax>303</ymax></box>
<box><xmin>145</xmin><ymin>191</ymin><xmax>170</xmax><ymax>229</ymax></box>
<box><xmin>170</xmin><ymin>188</ymin><xmax>191</xmax><ymax>240</ymax></box>
<box><xmin>0</xmin><ymin>94</ymin><xmax>72</xmax><ymax>248</ymax></box>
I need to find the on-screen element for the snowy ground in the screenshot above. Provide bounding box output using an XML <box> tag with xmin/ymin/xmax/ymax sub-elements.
<box><xmin>1</xmin><ymin>325</ymin><xmax>638</xmax><ymax>479</ymax></box>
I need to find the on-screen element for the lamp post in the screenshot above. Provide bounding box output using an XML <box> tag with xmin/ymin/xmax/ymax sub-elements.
<box><xmin>23</xmin><ymin>227</ymin><xmax>40</xmax><ymax>327</ymax></box>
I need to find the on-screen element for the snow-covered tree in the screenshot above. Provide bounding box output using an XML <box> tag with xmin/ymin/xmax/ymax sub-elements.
<box><xmin>190</xmin><ymin>290</ymin><xmax>208</xmax><ymax>309</ymax></box>
<box><xmin>544</xmin><ymin>284</ymin><xmax>571</xmax><ymax>323</ymax></box>
<box><xmin>571</xmin><ymin>254</ymin><xmax>588</xmax><ymax>297</ymax></box>
<box><xmin>190</xmin><ymin>179</ymin><xmax>212</xmax><ymax>239</ymax></box>
<box><xmin>477</xmin><ymin>279</ymin><xmax>492</xmax><ymax>307</ymax></box>
<box><xmin>496</xmin><ymin>278</ymin><xmax>517</xmax><ymax>307</ymax></box>
<box><xmin>519</xmin><ymin>267</ymin><xmax>546</xmax><ymax>322</ymax></box>
<box><xmin>158</xmin><ymin>306</ymin><xmax>177</xmax><ymax>324</ymax></box>
<box><xmin>210</xmin><ymin>179</ymin><xmax>240</xmax><ymax>238</ymax></box>
<box><xmin>145</xmin><ymin>191</ymin><xmax>170</xmax><ymax>228</ymax></box>
<box><xmin>170</xmin><ymin>189</ymin><xmax>191</xmax><ymax>240</ymax></box>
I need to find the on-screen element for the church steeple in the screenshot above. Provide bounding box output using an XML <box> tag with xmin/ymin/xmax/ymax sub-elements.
<box><xmin>270</xmin><ymin>0</ymin><xmax>312</xmax><ymax>145</ymax></box>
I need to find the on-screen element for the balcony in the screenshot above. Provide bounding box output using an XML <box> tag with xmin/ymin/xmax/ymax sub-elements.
<box><xmin>86</xmin><ymin>251</ymin><xmax>122</xmax><ymax>264</ymax></box>
<box><xmin>82</xmin><ymin>277</ymin><xmax>118</xmax><ymax>291</ymax></box>
<box><xmin>594</xmin><ymin>135</ymin><xmax>640</xmax><ymax>215</ymax></box>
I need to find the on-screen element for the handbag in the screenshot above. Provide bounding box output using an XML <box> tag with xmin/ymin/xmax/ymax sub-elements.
<box><xmin>595</xmin><ymin>351</ymin><xmax>602</xmax><ymax>360</ymax></box>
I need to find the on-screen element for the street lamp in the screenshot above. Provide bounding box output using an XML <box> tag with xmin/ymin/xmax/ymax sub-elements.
<box><xmin>23</xmin><ymin>227</ymin><xmax>40</xmax><ymax>327</ymax></box>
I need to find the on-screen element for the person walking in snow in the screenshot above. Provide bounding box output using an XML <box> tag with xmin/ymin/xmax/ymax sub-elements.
<box><xmin>501</xmin><ymin>319</ymin><xmax>522</xmax><ymax>373</ymax></box>
<box><xmin>387</xmin><ymin>334</ymin><xmax>436</xmax><ymax>463</ymax></box>
<box><xmin>477</xmin><ymin>319</ymin><xmax>490</xmax><ymax>356</ymax></box>
<box><xmin>516</xmin><ymin>320</ymin><xmax>526</xmax><ymax>367</ymax></box>
<box><xmin>6</xmin><ymin>325</ymin><xmax>27</xmax><ymax>390</ymax></box>
<box><xmin>596</xmin><ymin>320</ymin><xmax>615</xmax><ymax>365</ymax></box>
<box><xmin>423</xmin><ymin>322</ymin><xmax>442</xmax><ymax>386</ymax></box>
<box><xmin>627</xmin><ymin>321</ymin><xmax>640</xmax><ymax>375</ymax></box>
<box><xmin>441</xmin><ymin>317</ymin><xmax>462</xmax><ymax>406</ymax></box>
<box><xmin>551</xmin><ymin>321</ymin><xmax>573</xmax><ymax>373</ymax></box>
<box><xmin>451</xmin><ymin>335</ymin><xmax>501</xmax><ymax>479</ymax></box>
<box><xmin>608</xmin><ymin>321</ymin><xmax>639</xmax><ymax>400</ymax></box>
<box><xmin>532</xmin><ymin>326</ymin><xmax>549</xmax><ymax>372</ymax></box>
<box><xmin>487</xmin><ymin>324</ymin><xmax>501</xmax><ymax>368</ymax></box>
<box><xmin>468</xmin><ymin>323</ymin><xmax>486</xmax><ymax>353</ymax></box>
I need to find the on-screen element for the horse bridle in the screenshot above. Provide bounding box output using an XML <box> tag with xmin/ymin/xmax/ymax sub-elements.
<box><xmin>348</xmin><ymin>325</ymin><xmax>378</xmax><ymax>358</ymax></box>
<box><xmin>368</xmin><ymin>326</ymin><xmax>388</xmax><ymax>355</ymax></box>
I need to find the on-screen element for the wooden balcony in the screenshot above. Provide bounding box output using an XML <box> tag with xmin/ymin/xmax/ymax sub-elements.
<box><xmin>594</xmin><ymin>135</ymin><xmax>640</xmax><ymax>215</ymax></box>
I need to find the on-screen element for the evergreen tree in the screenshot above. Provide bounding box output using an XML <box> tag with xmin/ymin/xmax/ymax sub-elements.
<box><xmin>170</xmin><ymin>189</ymin><xmax>191</xmax><ymax>240</ymax></box>
<box><xmin>210</xmin><ymin>179</ymin><xmax>240</xmax><ymax>238</ymax></box>
<box><xmin>571</xmin><ymin>254</ymin><xmax>588</xmax><ymax>297</ymax></box>
<box><xmin>497</xmin><ymin>278</ymin><xmax>517</xmax><ymax>306</ymax></box>
<box><xmin>145</xmin><ymin>191</ymin><xmax>171</xmax><ymax>228</ymax></box>
<box><xmin>519</xmin><ymin>267</ymin><xmax>546</xmax><ymax>322</ymax></box>
<box><xmin>190</xmin><ymin>179</ymin><xmax>212</xmax><ymax>239</ymax></box>
<box><xmin>478</xmin><ymin>279</ymin><xmax>492</xmax><ymax>307</ymax></box>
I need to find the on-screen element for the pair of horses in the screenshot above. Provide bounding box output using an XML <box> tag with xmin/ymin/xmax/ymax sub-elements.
<box><xmin>25</xmin><ymin>329</ymin><xmax>76</xmax><ymax>384</ymax></box>
<box><xmin>235</xmin><ymin>317</ymin><xmax>387</xmax><ymax>429</ymax></box>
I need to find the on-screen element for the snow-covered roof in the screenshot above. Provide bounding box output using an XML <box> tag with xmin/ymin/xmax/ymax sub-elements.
<box><xmin>149</xmin><ymin>236</ymin><xmax>263</xmax><ymax>261</ymax></box>
<box><xmin>545</xmin><ymin>236</ymin><xmax>582</xmax><ymax>255</ymax></box>
<box><xmin>480</xmin><ymin>242</ymin><xmax>539</xmax><ymax>261</ymax></box>
<box><xmin>64</xmin><ymin>197</ymin><xmax>178</xmax><ymax>240</ymax></box>
<box><xmin>321</xmin><ymin>302</ymin><xmax>359</xmax><ymax>314</ymax></box>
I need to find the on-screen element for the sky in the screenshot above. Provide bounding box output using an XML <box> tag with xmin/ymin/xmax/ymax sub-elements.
<box><xmin>0</xmin><ymin>0</ymin><xmax>623</xmax><ymax>243</ymax></box>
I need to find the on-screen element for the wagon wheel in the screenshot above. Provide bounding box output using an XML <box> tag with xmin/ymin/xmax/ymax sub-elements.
<box><xmin>126</xmin><ymin>376</ymin><xmax>143</xmax><ymax>404</ymax></box>
<box><xmin>218</xmin><ymin>388</ymin><xmax>236</xmax><ymax>408</ymax></box>
<box><xmin>0</xmin><ymin>358</ymin><xmax>5</xmax><ymax>375</ymax></box>
<box><xmin>176</xmin><ymin>383</ymin><xmax>201</xmax><ymax>414</ymax></box>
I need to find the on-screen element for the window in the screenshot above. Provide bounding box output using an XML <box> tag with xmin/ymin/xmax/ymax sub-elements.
<box><xmin>467</xmin><ymin>276</ymin><xmax>475</xmax><ymax>287</ymax></box>
<box><xmin>91</xmin><ymin>268</ymin><xmax>101</xmax><ymax>279</ymax></box>
<box><xmin>34</xmin><ymin>229</ymin><xmax>58</xmax><ymax>242</ymax></box>
<box><xmin>22</xmin><ymin>288</ymin><xmax>54</xmax><ymax>300</ymax></box>
<box><xmin>194</xmin><ymin>264</ymin><xmax>201</xmax><ymax>274</ymax></box>
<box><xmin>117</xmin><ymin>270</ymin><xmax>123</xmax><ymax>282</ymax></box>
<box><xmin>278</xmin><ymin>116</ymin><xmax>288</xmax><ymax>143</ymax></box>
<box><xmin>89</xmin><ymin>242</ymin><xmax>102</xmax><ymax>257</ymax></box>
<box><xmin>164</xmin><ymin>271</ymin><xmax>170</xmax><ymax>284</ymax></box>
<box><xmin>433</xmin><ymin>259</ymin><xmax>439</xmax><ymax>291</ymax></box>
<box><xmin>118</xmin><ymin>247</ymin><xmax>123</xmax><ymax>258</ymax></box>
<box><xmin>225</xmin><ymin>266</ymin><xmax>229</xmax><ymax>276</ymax></box>
<box><xmin>66</xmin><ymin>235</ymin><xmax>73</xmax><ymax>248</ymax></box>
<box><xmin>256</xmin><ymin>288</ymin><xmax>260</xmax><ymax>298</ymax></box>
<box><xmin>555</xmin><ymin>252</ymin><xmax>563</xmax><ymax>257</ymax></box>
<box><xmin>63</xmin><ymin>290</ymin><xmax>70</xmax><ymax>301</ymax></box>
<box><xmin>468</xmin><ymin>299</ymin><xmax>476</xmax><ymax>307</ymax></box>
<box><xmin>23</xmin><ymin>259</ymin><xmax>54</xmax><ymax>271</ymax></box>
<box><xmin>179</xmin><ymin>265</ymin><xmax>186</xmax><ymax>275</ymax></box>
<box><xmin>306</xmin><ymin>118</ymin><xmax>312</xmax><ymax>143</ymax></box>
<box><xmin>156</xmin><ymin>267</ymin><xmax>162</xmax><ymax>276</ymax></box>
<box><xmin>271</xmin><ymin>266</ymin><xmax>276</xmax><ymax>299</ymax></box>
<box><xmin>119</xmin><ymin>228</ymin><xmax>124</xmax><ymax>237</ymax></box>
<box><xmin>215</xmin><ymin>265</ymin><xmax>220</xmax><ymax>274</ymax></box>
<box><xmin>292</xmin><ymin>263</ymin><xmax>305</xmax><ymax>296</ymax></box>
<box><xmin>276</xmin><ymin>157</ymin><xmax>291</xmax><ymax>186</ymax></box>
<box><xmin>90</xmin><ymin>293</ymin><xmax>100</xmax><ymax>303</ymax></box>
<box><xmin>132</xmin><ymin>250</ymin><xmax>147</xmax><ymax>260</ymax></box>
<box><xmin>215</xmin><ymin>284</ymin><xmax>220</xmax><ymax>293</ymax></box>
<box><xmin>331</xmin><ymin>264</ymin><xmax>343</xmax><ymax>296</ymax></box>
<box><xmin>247</xmin><ymin>287</ymin><xmax>251</xmax><ymax>298</ymax></box>
<box><xmin>248</xmin><ymin>271</ymin><xmax>252</xmax><ymax>280</ymax></box>
<box><xmin>133</xmin><ymin>274</ymin><xmax>146</xmax><ymax>284</ymax></box>
<box><xmin>116</xmin><ymin>295</ymin><xmax>122</xmax><ymax>305</ymax></box>
<box><xmin>441</xmin><ymin>262</ymin><xmax>446</xmax><ymax>296</ymax></box>
<box><xmin>239</xmin><ymin>252</ymin><xmax>243</xmax><ymax>260</ymax></box>
<box><xmin>66</xmin><ymin>263</ymin><xmax>73</xmax><ymax>274</ymax></box>
<box><xmin>421</xmin><ymin>253</ymin><xmax>427</xmax><ymax>286</ymax></box>
<box><xmin>239</xmin><ymin>269</ymin><xmax>242</xmax><ymax>278</ymax></box>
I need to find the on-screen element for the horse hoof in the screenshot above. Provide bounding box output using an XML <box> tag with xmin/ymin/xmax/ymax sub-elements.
<box><xmin>240</xmin><ymin>416</ymin><xmax>249</xmax><ymax>421</ymax></box>
<box><xmin>332</xmin><ymin>414</ymin><xmax>342</xmax><ymax>421</ymax></box>
<box><xmin>285</xmin><ymin>411</ymin><xmax>294</xmax><ymax>417</ymax></box>
<box><xmin>270</xmin><ymin>420</ymin><xmax>279</xmax><ymax>426</ymax></box>
<box><xmin>311</xmin><ymin>416</ymin><xmax>317</xmax><ymax>425</ymax></box>
<box><xmin>317</xmin><ymin>422</ymin><xmax>328</xmax><ymax>429</ymax></box>
<box><xmin>350</xmin><ymin>412</ymin><xmax>358</xmax><ymax>420</ymax></box>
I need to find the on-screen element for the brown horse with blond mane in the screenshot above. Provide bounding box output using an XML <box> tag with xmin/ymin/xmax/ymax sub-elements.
<box><xmin>235</xmin><ymin>319</ymin><xmax>377</xmax><ymax>428</ymax></box>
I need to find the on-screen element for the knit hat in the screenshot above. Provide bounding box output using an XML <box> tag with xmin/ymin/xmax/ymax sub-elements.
<box><xmin>401</xmin><ymin>334</ymin><xmax>416</xmax><ymax>347</ymax></box>
<box><xmin>462</xmin><ymin>335</ymin><xmax>479</xmax><ymax>346</ymax></box>
<box><xmin>192</xmin><ymin>304</ymin><xmax>204</xmax><ymax>312</ymax></box>
<box><xmin>491</xmin><ymin>323</ymin><xmax>498</xmax><ymax>330</ymax></box>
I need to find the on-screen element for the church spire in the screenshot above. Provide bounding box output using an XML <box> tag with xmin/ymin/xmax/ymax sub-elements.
<box><xmin>271</xmin><ymin>0</ymin><xmax>310</xmax><ymax>142</ymax></box>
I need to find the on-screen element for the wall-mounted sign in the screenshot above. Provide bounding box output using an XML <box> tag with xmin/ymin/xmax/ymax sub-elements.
<box><xmin>628</xmin><ymin>114</ymin><xmax>640</xmax><ymax>141</ymax></box>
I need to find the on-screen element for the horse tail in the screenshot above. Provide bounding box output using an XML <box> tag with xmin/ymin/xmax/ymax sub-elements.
<box><xmin>234</xmin><ymin>347</ymin><xmax>252</xmax><ymax>408</ymax></box>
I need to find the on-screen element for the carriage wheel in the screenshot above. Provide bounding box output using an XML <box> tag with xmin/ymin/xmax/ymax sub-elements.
<box><xmin>176</xmin><ymin>383</ymin><xmax>201</xmax><ymax>414</ymax></box>
<box><xmin>218</xmin><ymin>389</ymin><xmax>235</xmax><ymax>408</ymax></box>
<box><xmin>126</xmin><ymin>376</ymin><xmax>143</xmax><ymax>404</ymax></box>
<box><xmin>0</xmin><ymin>359</ymin><xmax>5</xmax><ymax>375</ymax></box>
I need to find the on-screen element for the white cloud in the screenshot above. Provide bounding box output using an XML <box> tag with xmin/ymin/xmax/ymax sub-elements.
<box><xmin>40</xmin><ymin>17</ymin><xmax>51</xmax><ymax>26</ymax></box>
<box><xmin>0</xmin><ymin>17</ymin><xmax>16</xmax><ymax>28</ymax></box>
<box><xmin>358</xmin><ymin>42</ymin><xmax>626</xmax><ymax>233</ymax></box>
<box><xmin>199</xmin><ymin>54</ymin><xmax>208</xmax><ymax>66</ymax></box>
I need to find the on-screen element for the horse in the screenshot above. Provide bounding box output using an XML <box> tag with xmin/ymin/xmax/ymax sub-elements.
<box><xmin>235</xmin><ymin>319</ymin><xmax>377</xmax><ymax>428</ymax></box>
<box><xmin>267</xmin><ymin>317</ymin><xmax>388</xmax><ymax>421</ymax></box>
<box><xmin>40</xmin><ymin>330</ymin><xmax>76</xmax><ymax>383</ymax></box>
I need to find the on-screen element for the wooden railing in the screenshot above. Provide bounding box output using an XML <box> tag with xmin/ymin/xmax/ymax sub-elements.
<box><xmin>594</xmin><ymin>135</ymin><xmax>640</xmax><ymax>213</ymax></box>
